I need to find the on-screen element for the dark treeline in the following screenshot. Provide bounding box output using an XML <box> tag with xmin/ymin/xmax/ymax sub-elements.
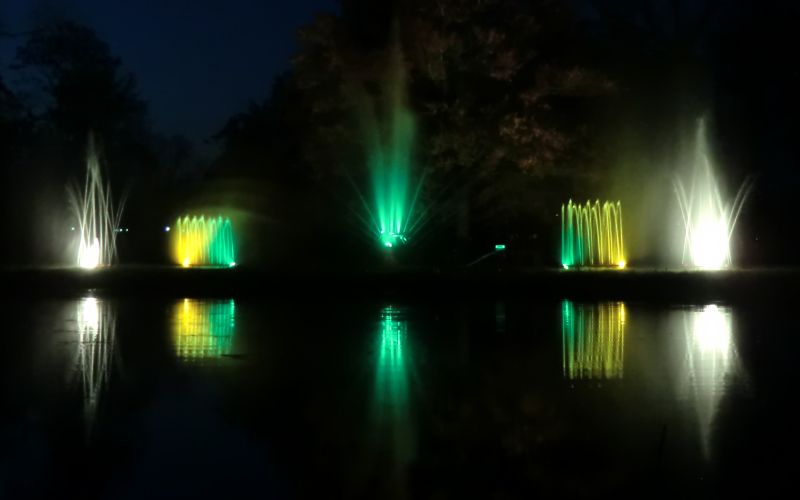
<box><xmin>1</xmin><ymin>0</ymin><xmax>798</xmax><ymax>268</ymax></box>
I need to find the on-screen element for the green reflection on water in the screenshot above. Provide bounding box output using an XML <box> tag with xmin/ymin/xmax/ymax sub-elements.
<box><xmin>173</xmin><ymin>299</ymin><xmax>236</xmax><ymax>361</ymax></box>
<box><xmin>371</xmin><ymin>305</ymin><xmax>415</xmax><ymax>485</ymax></box>
<box><xmin>561</xmin><ymin>300</ymin><xmax>626</xmax><ymax>380</ymax></box>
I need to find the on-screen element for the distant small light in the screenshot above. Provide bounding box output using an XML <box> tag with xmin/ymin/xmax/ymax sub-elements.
<box><xmin>70</xmin><ymin>227</ymin><xmax>75</xmax><ymax>231</ymax></box>
<box><xmin>495</xmin><ymin>244</ymin><xmax>506</xmax><ymax>251</ymax></box>
<box><xmin>384</xmin><ymin>241</ymin><xmax>393</xmax><ymax>248</ymax></box>
<box><xmin>563</xmin><ymin>264</ymin><xmax>569</xmax><ymax>270</ymax></box>
<box><xmin>182</xmin><ymin>258</ymin><xmax>190</xmax><ymax>268</ymax></box>
<box><xmin>125</xmin><ymin>228</ymin><xmax>129</xmax><ymax>232</ymax></box>
<box><xmin>229</xmin><ymin>262</ymin><xmax>236</xmax><ymax>268</ymax></box>
<box><xmin>617</xmin><ymin>260</ymin><xmax>626</xmax><ymax>269</ymax></box>
<box><xmin>164</xmin><ymin>226</ymin><xmax>171</xmax><ymax>232</ymax></box>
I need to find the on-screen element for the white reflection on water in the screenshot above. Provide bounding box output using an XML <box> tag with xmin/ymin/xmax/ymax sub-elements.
<box><xmin>74</xmin><ymin>296</ymin><xmax>117</xmax><ymax>433</ymax></box>
<box><xmin>679</xmin><ymin>304</ymin><xmax>742</xmax><ymax>458</ymax></box>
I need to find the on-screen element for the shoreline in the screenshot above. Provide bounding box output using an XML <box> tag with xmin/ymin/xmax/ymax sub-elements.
<box><xmin>2</xmin><ymin>266</ymin><xmax>797</xmax><ymax>303</ymax></box>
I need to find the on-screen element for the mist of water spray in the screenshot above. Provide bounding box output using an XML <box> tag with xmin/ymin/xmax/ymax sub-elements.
<box><xmin>674</xmin><ymin>121</ymin><xmax>753</xmax><ymax>270</ymax></box>
<box><xmin>561</xmin><ymin>200</ymin><xmax>625</xmax><ymax>269</ymax></box>
<box><xmin>354</xmin><ymin>45</ymin><xmax>425</xmax><ymax>250</ymax></box>
<box><xmin>68</xmin><ymin>135</ymin><xmax>125</xmax><ymax>269</ymax></box>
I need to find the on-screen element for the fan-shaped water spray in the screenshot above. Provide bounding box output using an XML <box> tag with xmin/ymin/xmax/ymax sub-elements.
<box><xmin>172</xmin><ymin>215</ymin><xmax>236</xmax><ymax>267</ymax></box>
<box><xmin>674</xmin><ymin>121</ymin><xmax>753</xmax><ymax>270</ymax></box>
<box><xmin>68</xmin><ymin>136</ymin><xmax>125</xmax><ymax>269</ymax></box>
<box><xmin>561</xmin><ymin>200</ymin><xmax>625</xmax><ymax>269</ymax></box>
<box><xmin>353</xmin><ymin>45</ymin><xmax>425</xmax><ymax>250</ymax></box>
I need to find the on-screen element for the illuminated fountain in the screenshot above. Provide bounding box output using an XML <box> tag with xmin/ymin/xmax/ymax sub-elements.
<box><xmin>172</xmin><ymin>299</ymin><xmax>236</xmax><ymax>362</ymax></box>
<box><xmin>356</xmin><ymin>46</ymin><xmax>425</xmax><ymax>250</ymax></box>
<box><xmin>674</xmin><ymin>121</ymin><xmax>753</xmax><ymax>269</ymax></box>
<box><xmin>561</xmin><ymin>300</ymin><xmax>626</xmax><ymax>379</ymax></box>
<box><xmin>561</xmin><ymin>200</ymin><xmax>625</xmax><ymax>269</ymax></box>
<box><xmin>172</xmin><ymin>215</ymin><xmax>236</xmax><ymax>267</ymax></box>
<box><xmin>676</xmin><ymin>305</ymin><xmax>742</xmax><ymax>457</ymax></box>
<box><xmin>68</xmin><ymin>135</ymin><xmax>125</xmax><ymax>269</ymax></box>
<box><xmin>73</xmin><ymin>296</ymin><xmax>117</xmax><ymax>433</ymax></box>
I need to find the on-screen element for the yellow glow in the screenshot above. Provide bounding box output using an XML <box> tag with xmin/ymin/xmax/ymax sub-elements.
<box><xmin>562</xmin><ymin>301</ymin><xmax>626</xmax><ymax>379</ymax></box>
<box><xmin>617</xmin><ymin>260</ymin><xmax>626</xmax><ymax>269</ymax></box>
<box><xmin>172</xmin><ymin>299</ymin><xmax>236</xmax><ymax>361</ymax></box>
<box><xmin>182</xmin><ymin>258</ymin><xmax>190</xmax><ymax>268</ymax></box>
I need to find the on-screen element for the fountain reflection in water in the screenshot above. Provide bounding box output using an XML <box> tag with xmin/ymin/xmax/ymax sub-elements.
<box><xmin>678</xmin><ymin>304</ymin><xmax>743</xmax><ymax>458</ymax></box>
<box><xmin>172</xmin><ymin>299</ymin><xmax>237</xmax><ymax>362</ymax></box>
<box><xmin>68</xmin><ymin>135</ymin><xmax>125</xmax><ymax>269</ymax></box>
<box><xmin>367</xmin><ymin>306</ymin><xmax>416</xmax><ymax>498</ymax></box>
<box><xmin>561</xmin><ymin>301</ymin><xmax>626</xmax><ymax>379</ymax></box>
<box><xmin>73</xmin><ymin>296</ymin><xmax>117</xmax><ymax>433</ymax></box>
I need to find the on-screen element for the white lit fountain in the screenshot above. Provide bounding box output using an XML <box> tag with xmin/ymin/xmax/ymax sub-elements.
<box><xmin>68</xmin><ymin>135</ymin><xmax>125</xmax><ymax>269</ymax></box>
<box><xmin>674</xmin><ymin>120</ymin><xmax>753</xmax><ymax>270</ymax></box>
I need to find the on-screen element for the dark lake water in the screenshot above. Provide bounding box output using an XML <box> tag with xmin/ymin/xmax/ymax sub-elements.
<box><xmin>1</xmin><ymin>297</ymin><xmax>797</xmax><ymax>498</ymax></box>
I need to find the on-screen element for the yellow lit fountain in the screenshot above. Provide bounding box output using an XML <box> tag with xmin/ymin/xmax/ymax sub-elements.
<box><xmin>561</xmin><ymin>200</ymin><xmax>625</xmax><ymax>269</ymax></box>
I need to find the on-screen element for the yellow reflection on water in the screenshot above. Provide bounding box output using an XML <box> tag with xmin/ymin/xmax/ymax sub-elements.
<box><xmin>679</xmin><ymin>304</ymin><xmax>741</xmax><ymax>457</ymax></box>
<box><xmin>74</xmin><ymin>296</ymin><xmax>116</xmax><ymax>432</ymax></box>
<box><xmin>172</xmin><ymin>299</ymin><xmax>236</xmax><ymax>361</ymax></box>
<box><xmin>561</xmin><ymin>301</ymin><xmax>626</xmax><ymax>380</ymax></box>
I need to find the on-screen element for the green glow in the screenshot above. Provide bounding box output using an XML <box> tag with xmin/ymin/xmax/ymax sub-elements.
<box><xmin>561</xmin><ymin>200</ymin><xmax>625</xmax><ymax>269</ymax></box>
<box><xmin>173</xmin><ymin>299</ymin><xmax>236</xmax><ymax>361</ymax></box>
<box><xmin>373</xmin><ymin>306</ymin><xmax>415</xmax><ymax>466</ymax></box>
<box><xmin>362</xmin><ymin>47</ymin><xmax>424</xmax><ymax>249</ymax></box>
<box><xmin>172</xmin><ymin>215</ymin><xmax>236</xmax><ymax>267</ymax></box>
<box><xmin>495</xmin><ymin>244</ymin><xmax>506</xmax><ymax>251</ymax></box>
<box><xmin>561</xmin><ymin>300</ymin><xmax>626</xmax><ymax>379</ymax></box>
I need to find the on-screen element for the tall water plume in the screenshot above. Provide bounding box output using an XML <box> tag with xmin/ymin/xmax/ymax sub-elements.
<box><xmin>356</xmin><ymin>44</ymin><xmax>425</xmax><ymax>249</ymax></box>
<box><xmin>674</xmin><ymin>120</ymin><xmax>753</xmax><ymax>269</ymax></box>
<box><xmin>68</xmin><ymin>135</ymin><xmax>125</xmax><ymax>269</ymax></box>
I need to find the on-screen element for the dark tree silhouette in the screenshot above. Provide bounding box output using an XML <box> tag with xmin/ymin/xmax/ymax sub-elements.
<box><xmin>13</xmin><ymin>21</ymin><xmax>150</xmax><ymax>173</ymax></box>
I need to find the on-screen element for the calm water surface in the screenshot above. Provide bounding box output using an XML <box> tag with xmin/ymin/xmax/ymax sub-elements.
<box><xmin>0</xmin><ymin>297</ymin><xmax>797</xmax><ymax>498</ymax></box>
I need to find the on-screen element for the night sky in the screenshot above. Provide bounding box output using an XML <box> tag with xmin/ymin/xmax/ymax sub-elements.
<box><xmin>1</xmin><ymin>0</ymin><xmax>336</xmax><ymax>153</ymax></box>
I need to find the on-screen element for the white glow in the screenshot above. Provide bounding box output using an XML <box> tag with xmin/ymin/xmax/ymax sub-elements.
<box><xmin>692</xmin><ymin>305</ymin><xmax>732</xmax><ymax>353</ymax></box>
<box><xmin>78</xmin><ymin>237</ymin><xmax>101</xmax><ymax>269</ymax></box>
<box><xmin>681</xmin><ymin>304</ymin><xmax>739</xmax><ymax>459</ymax></box>
<box><xmin>691</xmin><ymin>216</ymin><xmax>728</xmax><ymax>270</ymax></box>
<box><xmin>77</xmin><ymin>297</ymin><xmax>99</xmax><ymax>334</ymax></box>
